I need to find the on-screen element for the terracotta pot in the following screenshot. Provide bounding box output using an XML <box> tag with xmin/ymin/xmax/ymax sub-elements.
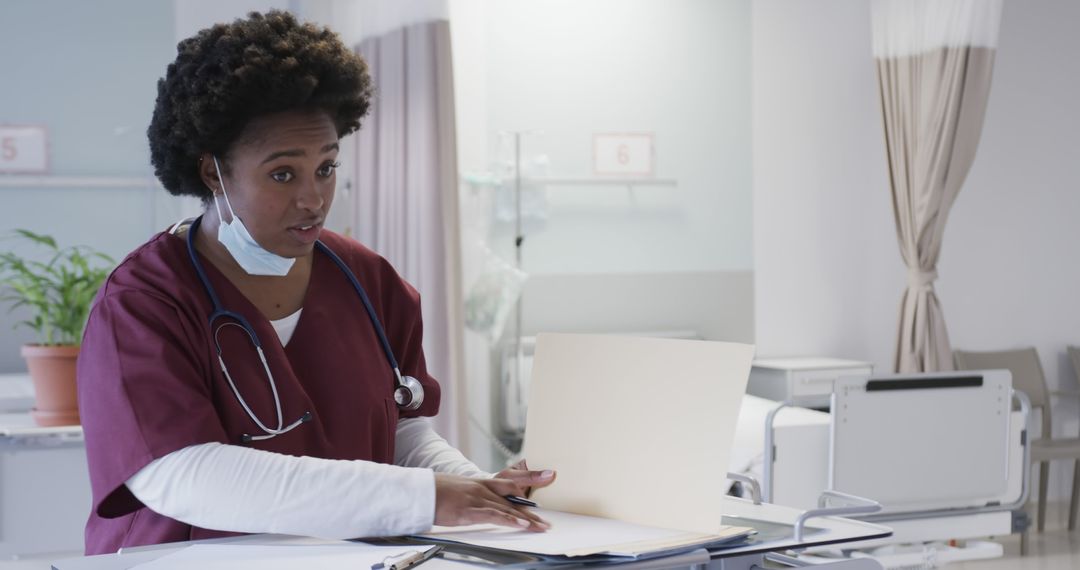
<box><xmin>21</xmin><ymin>344</ymin><xmax>81</xmax><ymax>427</ymax></box>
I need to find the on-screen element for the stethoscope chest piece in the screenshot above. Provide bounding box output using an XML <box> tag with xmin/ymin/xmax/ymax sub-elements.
<box><xmin>394</xmin><ymin>371</ymin><xmax>424</xmax><ymax>411</ymax></box>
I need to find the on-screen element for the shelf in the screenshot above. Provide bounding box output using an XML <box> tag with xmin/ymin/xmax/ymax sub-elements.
<box><xmin>0</xmin><ymin>175</ymin><xmax>159</xmax><ymax>189</ymax></box>
<box><xmin>543</xmin><ymin>178</ymin><xmax>677</xmax><ymax>188</ymax></box>
<box><xmin>0</xmin><ymin>413</ymin><xmax>84</xmax><ymax>442</ymax></box>
<box><xmin>462</xmin><ymin>173</ymin><xmax>676</xmax><ymax>189</ymax></box>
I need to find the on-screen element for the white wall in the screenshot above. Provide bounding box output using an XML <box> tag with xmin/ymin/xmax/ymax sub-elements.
<box><xmin>941</xmin><ymin>0</ymin><xmax>1080</xmax><ymax>397</ymax></box>
<box><xmin>521</xmin><ymin>272</ymin><xmax>753</xmax><ymax>343</ymax></box>
<box><xmin>0</xmin><ymin>0</ymin><xmax>177</xmax><ymax>373</ymax></box>
<box><xmin>174</xmin><ymin>0</ymin><xmax>288</xmax><ymax>39</ymax></box>
<box><xmin>450</xmin><ymin>0</ymin><xmax>754</xmax><ymax>470</ymax></box>
<box><xmin>753</xmin><ymin>0</ymin><xmax>1080</xmax><ymax>499</ymax></box>
<box><xmin>478</xmin><ymin>0</ymin><xmax>753</xmax><ymax>275</ymax></box>
<box><xmin>752</xmin><ymin>0</ymin><xmax>899</xmax><ymax>368</ymax></box>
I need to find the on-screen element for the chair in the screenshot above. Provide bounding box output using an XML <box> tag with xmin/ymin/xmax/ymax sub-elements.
<box><xmin>1068</xmin><ymin>346</ymin><xmax>1080</xmax><ymax>527</ymax></box>
<box><xmin>954</xmin><ymin>348</ymin><xmax>1080</xmax><ymax>532</ymax></box>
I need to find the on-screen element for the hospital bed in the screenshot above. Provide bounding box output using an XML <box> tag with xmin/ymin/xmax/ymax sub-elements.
<box><xmin>730</xmin><ymin>370</ymin><xmax>1032</xmax><ymax>568</ymax></box>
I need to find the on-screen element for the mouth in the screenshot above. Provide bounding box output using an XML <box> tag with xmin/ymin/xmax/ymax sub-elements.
<box><xmin>287</xmin><ymin>221</ymin><xmax>323</xmax><ymax>244</ymax></box>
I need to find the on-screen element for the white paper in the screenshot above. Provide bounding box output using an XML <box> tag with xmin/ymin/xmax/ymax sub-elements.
<box><xmin>421</xmin><ymin>508</ymin><xmax>751</xmax><ymax>557</ymax></box>
<box><xmin>132</xmin><ymin>543</ymin><xmax>435</xmax><ymax>570</ymax></box>
<box><xmin>523</xmin><ymin>334</ymin><xmax>755</xmax><ymax>535</ymax></box>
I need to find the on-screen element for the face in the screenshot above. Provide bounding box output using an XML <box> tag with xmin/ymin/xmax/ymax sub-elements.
<box><xmin>201</xmin><ymin>109</ymin><xmax>339</xmax><ymax>258</ymax></box>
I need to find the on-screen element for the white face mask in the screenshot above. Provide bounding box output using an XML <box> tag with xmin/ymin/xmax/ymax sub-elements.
<box><xmin>212</xmin><ymin>156</ymin><xmax>296</xmax><ymax>276</ymax></box>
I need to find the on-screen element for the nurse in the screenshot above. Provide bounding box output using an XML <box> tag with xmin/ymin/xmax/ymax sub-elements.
<box><xmin>76</xmin><ymin>10</ymin><xmax>553</xmax><ymax>555</ymax></box>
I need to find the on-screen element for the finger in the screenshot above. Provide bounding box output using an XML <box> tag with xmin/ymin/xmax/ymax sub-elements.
<box><xmin>485</xmin><ymin>498</ymin><xmax>545</xmax><ymax>524</ymax></box>
<box><xmin>482</xmin><ymin>477</ymin><xmax>523</xmax><ymax>497</ymax></box>
<box><xmin>518</xmin><ymin>469</ymin><xmax>556</xmax><ymax>488</ymax></box>
<box><xmin>481</xmin><ymin>501</ymin><xmax>551</xmax><ymax>531</ymax></box>
<box><xmin>475</xmin><ymin>479</ymin><xmax>530</xmax><ymax>509</ymax></box>
<box><xmin>499</xmin><ymin>470</ymin><xmax>557</xmax><ymax>499</ymax></box>
<box><xmin>491</xmin><ymin>473</ymin><xmax>530</xmax><ymax>496</ymax></box>
<box><xmin>496</xmin><ymin>470</ymin><xmax>557</xmax><ymax>496</ymax></box>
<box><xmin>510</xmin><ymin>504</ymin><xmax>551</xmax><ymax>530</ymax></box>
<box><xmin>471</xmin><ymin>507</ymin><xmax>534</xmax><ymax>530</ymax></box>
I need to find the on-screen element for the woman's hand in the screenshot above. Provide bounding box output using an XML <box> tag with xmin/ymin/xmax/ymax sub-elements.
<box><xmin>434</xmin><ymin>473</ymin><xmax>550</xmax><ymax>531</ymax></box>
<box><xmin>494</xmin><ymin>459</ymin><xmax>557</xmax><ymax>498</ymax></box>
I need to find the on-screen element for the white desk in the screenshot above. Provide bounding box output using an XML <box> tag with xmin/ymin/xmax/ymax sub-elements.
<box><xmin>0</xmin><ymin>414</ymin><xmax>83</xmax><ymax>442</ymax></box>
<box><xmin>0</xmin><ymin>373</ymin><xmax>90</xmax><ymax>559</ymax></box>
<box><xmin>50</xmin><ymin>497</ymin><xmax>891</xmax><ymax>569</ymax></box>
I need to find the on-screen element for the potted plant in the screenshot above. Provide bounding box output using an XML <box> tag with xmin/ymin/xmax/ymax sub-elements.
<box><xmin>0</xmin><ymin>230</ymin><xmax>114</xmax><ymax>426</ymax></box>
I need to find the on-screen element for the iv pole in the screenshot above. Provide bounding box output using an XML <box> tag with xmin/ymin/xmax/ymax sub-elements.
<box><xmin>512</xmin><ymin>132</ymin><xmax>524</xmax><ymax>421</ymax></box>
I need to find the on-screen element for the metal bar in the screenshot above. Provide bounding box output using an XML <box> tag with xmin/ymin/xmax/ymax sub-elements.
<box><xmin>794</xmin><ymin>491</ymin><xmax>882</xmax><ymax>542</ymax></box>
<box><xmin>513</xmin><ymin>133</ymin><xmax>524</xmax><ymax>415</ymax></box>
<box><xmin>1013</xmin><ymin>390</ymin><xmax>1033</xmax><ymax>510</ymax></box>
<box><xmin>762</xmin><ymin>401</ymin><xmax>792</xmax><ymax>503</ymax></box>
<box><xmin>727</xmin><ymin>472</ymin><xmax>763</xmax><ymax>505</ymax></box>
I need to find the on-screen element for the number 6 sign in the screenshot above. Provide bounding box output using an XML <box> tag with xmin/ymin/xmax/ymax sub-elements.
<box><xmin>593</xmin><ymin>133</ymin><xmax>654</xmax><ymax>177</ymax></box>
<box><xmin>0</xmin><ymin>126</ymin><xmax>49</xmax><ymax>174</ymax></box>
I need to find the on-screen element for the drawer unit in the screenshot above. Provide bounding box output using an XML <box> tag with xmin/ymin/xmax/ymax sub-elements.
<box><xmin>747</xmin><ymin>357</ymin><xmax>874</xmax><ymax>403</ymax></box>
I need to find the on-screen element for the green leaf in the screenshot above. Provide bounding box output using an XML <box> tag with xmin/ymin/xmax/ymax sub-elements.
<box><xmin>13</xmin><ymin>229</ymin><xmax>57</xmax><ymax>249</ymax></box>
<box><xmin>0</xmin><ymin>230</ymin><xmax>114</xmax><ymax>345</ymax></box>
<box><xmin>91</xmin><ymin>252</ymin><xmax>116</xmax><ymax>264</ymax></box>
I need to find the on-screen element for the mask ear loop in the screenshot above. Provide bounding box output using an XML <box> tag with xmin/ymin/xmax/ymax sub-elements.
<box><xmin>212</xmin><ymin>155</ymin><xmax>237</xmax><ymax>224</ymax></box>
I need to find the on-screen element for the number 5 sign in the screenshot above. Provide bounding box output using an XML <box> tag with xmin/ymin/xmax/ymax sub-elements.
<box><xmin>593</xmin><ymin>133</ymin><xmax>654</xmax><ymax>177</ymax></box>
<box><xmin>0</xmin><ymin>126</ymin><xmax>49</xmax><ymax>174</ymax></box>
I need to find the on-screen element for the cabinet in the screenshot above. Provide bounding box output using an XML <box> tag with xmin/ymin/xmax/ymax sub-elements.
<box><xmin>747</xmin><ymin>357</ymin><xmax>874</xmax><ymax>404</ymax></box>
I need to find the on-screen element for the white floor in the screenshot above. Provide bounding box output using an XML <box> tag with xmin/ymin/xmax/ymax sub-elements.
<box><xmin>949</xmin><ymin>505</ymin><xmax>1080</xmax><ymax>570</ymax></box>
<box><xmin>949</xmin><ymin>531</ymin><xmax>1080</xmax><ymax>570</ymax></box>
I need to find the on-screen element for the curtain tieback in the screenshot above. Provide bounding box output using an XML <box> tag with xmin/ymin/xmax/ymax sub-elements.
<box><xmin>907</xmin><ymin>268</ymin><xmax>938</xmax><ymax>289</ymax></box>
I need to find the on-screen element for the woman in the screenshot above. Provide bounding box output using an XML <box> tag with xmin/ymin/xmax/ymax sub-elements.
<box><xmin>77</xmin><ymin>10</ymin><xmax>552</xmax><ymax>555</ymax></box>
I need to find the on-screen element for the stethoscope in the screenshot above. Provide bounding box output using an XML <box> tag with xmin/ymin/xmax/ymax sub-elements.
<box><xmin>185</xmin><ymin>215</ymin><xmax>424</xmax><ymax>443</ymax></box>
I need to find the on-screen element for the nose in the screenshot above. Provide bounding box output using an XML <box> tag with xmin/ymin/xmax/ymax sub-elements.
<box><xmin>295</xmin><ymin>178</ymin><xmax>326</xmax><ymax>212</ymax></box>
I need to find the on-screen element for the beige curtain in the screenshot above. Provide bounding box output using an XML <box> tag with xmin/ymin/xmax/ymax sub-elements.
<box><xmin>873</xmin><ymin>0</ymin><xmax>1002</xmax><ymax>373</ymax></box>
<box><xmin>353</xmin><ymin>20</ymin><xmax>467</xmax><ymax>447</ymax></box>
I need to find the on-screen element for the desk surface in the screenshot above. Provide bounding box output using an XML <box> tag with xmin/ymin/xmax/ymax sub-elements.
<box><xmin>51</xmin><ymin>498</ymin><xmax>891</xmax><ymax>570</ymax></box>
<box><xmin>0</xmin><ymin>413</ymin><xmax>83</xmax><ymax>439</ymax></box>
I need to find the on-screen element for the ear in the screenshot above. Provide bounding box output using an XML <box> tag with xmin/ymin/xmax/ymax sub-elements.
<box><xmin>197</xmin><ymin>152</ymin><xmax>223</xmax><ymax>195</ymax></box>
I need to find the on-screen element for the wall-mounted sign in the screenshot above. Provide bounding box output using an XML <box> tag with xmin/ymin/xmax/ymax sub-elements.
<box><xmin>0</xmin><ymin>125</ymin><xmax>49</xmax><ymax>174</ymax></box>
<box><xmin>593</xmin><ymin>132</ymin><xmax>654</xmax><ymax>177</ymax></box>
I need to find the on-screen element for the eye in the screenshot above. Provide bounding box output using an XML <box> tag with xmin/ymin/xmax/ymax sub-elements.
<box><xmin>317</xmin><ymin>161</ymin><xmax>341</xmax><ymax>178</ymax></box>
<box><xmin>271</xmin><ymin>170</ymin><xmax>294</xmax><ymax>183</ymax></box>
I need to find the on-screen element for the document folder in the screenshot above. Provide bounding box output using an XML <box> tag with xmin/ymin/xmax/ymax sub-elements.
<box><xmin>524</xmin><ymin>334</ymin><xmax>755</xmax><ymax>534</ymax></box>
<box><xmin>417</xmin><ymin>508</ymin><xmax>753</xmax><ymax>559</ymax></box>
<box><xmin>413</xmin><ymin>334</ymin><xmax>756</xmax><ymax>562</ymax></box>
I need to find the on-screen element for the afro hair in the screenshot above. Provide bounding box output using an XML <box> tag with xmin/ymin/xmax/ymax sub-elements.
<box><xmin>148</xmin><ymin>10</ymin><xmax>372</xmax><ymax>200</ymax></box>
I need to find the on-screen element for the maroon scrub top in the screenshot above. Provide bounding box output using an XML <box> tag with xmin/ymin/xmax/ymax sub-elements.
<box><xmin>76</xmin><ymin>226</ymin><xmax>441</xmax><ymax>555</ymax></box>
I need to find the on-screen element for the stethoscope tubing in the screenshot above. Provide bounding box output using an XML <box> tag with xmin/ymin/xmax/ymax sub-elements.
<box><xmin>185</xmin><ymin>215</ymin><xmax>420</xmax><ymax>442</ymax></box>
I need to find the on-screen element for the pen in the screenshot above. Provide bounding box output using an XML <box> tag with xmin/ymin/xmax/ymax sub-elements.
<box><xmin>372</xmin><ymin>545</ymin><xmax>443</xmax><ymax>570</ymax></box>
<box><xmin>504</xmin><ymin>494</ymin><xmax>538</xmax><ymax>508</ymax></box>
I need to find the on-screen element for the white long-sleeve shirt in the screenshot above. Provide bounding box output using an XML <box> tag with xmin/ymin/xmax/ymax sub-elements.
<box><xmin>126</xmin><ymin>311</ymin><xmax>488</xmax><ymax>539</ymax></box>
<box><xmin>126</xmin><ymin>418</ymin><xmax>488</xmax><ymax>539</ymax></box>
